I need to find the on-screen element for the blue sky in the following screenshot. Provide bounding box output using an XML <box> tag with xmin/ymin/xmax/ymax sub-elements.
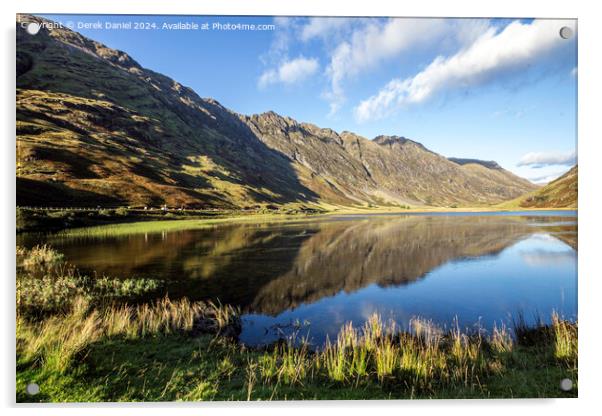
<box><xmin>42</xmin><ymin>15</ymin><xmax>577</xmax><ymax>183</ymax></box>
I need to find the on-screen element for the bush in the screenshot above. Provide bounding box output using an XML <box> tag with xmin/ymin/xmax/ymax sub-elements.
<box><xmin>98</xmin><ymin>209</ymin><xmax>113</xmax><ymax>217</ymax></box>
<box><xmin>16</xmin><ymin>246</ymin><xmax>162</xmax><ymax>317</ymax></box>
<box><xmin>16</xmin><ymin>208</ymin><xmax>40</xmax><ymax>232</ymax></box>
<box><xmin>114</xmin><ymin>207</ymin><xmax>129</xmax><ymax>216</ymax></box>
<box><xmin>17</xmin><ymin>244</ymin><xmax>65</xmax><ymax>272</ymax></box>
<box><xmin>17</xmin><ymin>271</ymin><xmax>163</xmax><ymax>317</ymax></box>
<box><xmin>47</xmin><ymin>210</ymin><xmax>74</xmax><ymax>220</ymax></box>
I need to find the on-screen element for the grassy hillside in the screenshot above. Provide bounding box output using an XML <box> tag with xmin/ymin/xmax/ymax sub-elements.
<box><xmin>17</xmin><ymin>15</ymin><xmax>316</xmax><ymax>210</ymax></box>
<box><xmin>17</xmin><ymin>14</ymin><xmax>537</xmax><ymax>210</ymax></box>
<box><xmin>500</xmin><ymin>165</ymin><xmax>577</xmax><ymax>209</ymax></box>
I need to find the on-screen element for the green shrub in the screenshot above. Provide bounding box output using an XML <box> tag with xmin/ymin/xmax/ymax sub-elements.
<box><xmin>47</xmin><ymin>210</ymin><xmax>74</xmax><ymax>220</ymax></box>
<box><xmin>17</xmin><ymin>244</ymin><xmax>65</xmax><ymax>272</ymax></box>
<box><xmin>16</xmin><ymin>246</ymin><xmax>162</xmax><ymax>317</ymax></box>
<box><xmin>114</xmin><ymin>207</ymin><xmax>129</xmax><ymax>216</ymax></box>
<box><xmin>16</xmin><ymin>208</ymin><xmax>40</xmax><ymax>232</ymax></box>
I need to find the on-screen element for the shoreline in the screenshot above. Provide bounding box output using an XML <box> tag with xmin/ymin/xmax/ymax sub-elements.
<box><xmin>322</xmin><ymin>206</ymin><xmax>577</xmax><ymax>215</ymax></box>
<box><xmin>17</xmin><ymin>205</ymin><xmax>577</xmax><ymax>235</ymax></box>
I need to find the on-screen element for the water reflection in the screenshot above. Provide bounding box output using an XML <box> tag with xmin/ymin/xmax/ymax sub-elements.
<box><xmin>520</xmin><ymin>248</ymin><xmax>576</xmax><ymax>266</ymax></box>
<box><xmin>20</xmin><ymin>212</ymin><xmax>577</xmax><ymax>345</ymax></box>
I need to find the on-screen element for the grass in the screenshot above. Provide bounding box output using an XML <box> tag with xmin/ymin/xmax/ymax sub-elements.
<box><xmin>552</xmin><ymin>312</ymin><xmax>578</xmax><ymax>363</ymax></box>
<box><xmin>17</xmin><ymin>244</ymin><xmax>64</xmax><ymax>271</ymax></box>
<box><xmin>56</xmin><ymin>213</ymin><xmax>315</xmax><ymax>238</ymax></box>
<box><xmin>17</xmin><ymin>206</ymin><xmax>289</xmax><ymax>233</ymax></box>
<box><xmin>15</xmin><ymin>246</ymin><xmax>577</xmax><ymax>401</ymax></box>
<box><xmin>21</xmin><ymin>204</ymin><xmax>577</xmax><ymax>242</ymax></box>
<box><xmin>497</xmin><ymin>166</ymin><xmax>577</xmax><ymax>210</ymax></box>
<box><xmin>17</xmin><ymin>296</ymin><xmax>236</xmax><ymax>375</ymax></box>
<box><xmin>17</xmin><ymin>299</ymin><xmax>578</xmax><ymax>402</ymax></box>
<box><xmin>17</xmin><ymin>245</ymin><xmax>162</xmax><ymax>317</ymax></box>
<box><xmin>18</xmin><ymin>203</ymin><xmax>577</xmax><ymax>236</ymax></box>
<box><xmin>16</xmin><ymin>204</ymin><xmax>329</xmax><ymax>233</ymax></box>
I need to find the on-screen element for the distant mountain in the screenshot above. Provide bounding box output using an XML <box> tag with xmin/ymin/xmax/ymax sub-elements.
<box><xmin>448</xmin><ymin>158</ymin><xmax>502</xmax><ymax>170</ymax></box>
<box><xmin>16</xmin><ymin>15</ymin><xmax>537</xmax><ymax>209</ymax></box>
<box><xmin>502</xmin><ymin>165</ymin><xmax>577</xmax><ymax>209</ymax></box>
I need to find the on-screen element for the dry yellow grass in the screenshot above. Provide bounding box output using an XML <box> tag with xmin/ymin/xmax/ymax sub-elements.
<box><xmin>17</xmin><ymin>296</ymin><xmax>238</xmax><ymax>374</ymax></box>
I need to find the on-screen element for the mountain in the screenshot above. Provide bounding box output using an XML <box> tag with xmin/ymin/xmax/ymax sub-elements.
<box><xmin>501</xmin><ymin>165</ymin><xmax>577</xmax><ymax>209</ymax></box>
<box><xmin>448</xmin><ymin>158</ymin><xmax>502</xmax><ymax>170</ymax></box>
<box><xmin>16</xmin><ymin>15</ymin><xmax>537</xmax><ymax>209</ymax></box>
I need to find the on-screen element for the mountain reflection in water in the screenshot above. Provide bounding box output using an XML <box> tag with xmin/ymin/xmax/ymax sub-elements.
<box><xmin>22</xmin><ymin>212</ymin><xmax>577</xmax><ymax>345</ymax></box>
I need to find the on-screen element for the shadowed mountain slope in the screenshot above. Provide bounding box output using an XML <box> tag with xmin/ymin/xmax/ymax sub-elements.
<box><xmin>17</xmin><ymin>14</ymin><xmax>537</xmax><ymax>209</ymax></box>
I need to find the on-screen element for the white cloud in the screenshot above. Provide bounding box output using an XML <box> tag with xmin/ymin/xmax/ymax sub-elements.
<box><xmin>517</xmin><ymin>151</ymin><xmax>576</xmax><ymax>168</ymax></box>
<box><xmin>258</xmin><ymin>56</ymin><xmax>319</xmax><ymax>88</ymax></box>
<box><xmin>259</xmin><ymin>17</ymin><xmax>305</xmax><ymax>66</ymax></box>
<box><xmin>527</xmin><ymin>170</ymin><xmax>569</xmax><ymax>184</ymax></box>
<box><xmin>300</xmin><ymin>17</ymin><xmax>354</xmax><ymax>41</ymax></box>
<box><xmin>259</xmin><ymin>17</ymin><xmax>489</xmax><ymax>116</ymax></box>
<box><xmin>354</xmin><ymin>19</ymin><xmax>576</xmax><ymax>122</ymax></box>
<box><xmin>571</xmin><ymin>66</ymin><xmax>578</xmax><ymax>77</ymax></box>
<box><xmin>273</xmin><ymin>16</ymin><xmax>294</xmax><ymax>27</ymax></box>
<box><xmin>324</xmin><ymin>18</ymin><xmax>454</xmax><ymax>115</ymax></box>
<box><xmin>521</xmin><ymin>249</ymin><xmax>575</xmax><ymax>266</ymax></box>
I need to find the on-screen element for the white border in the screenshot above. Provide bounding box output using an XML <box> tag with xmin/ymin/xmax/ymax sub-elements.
<box><xmin>2</xmin><ymin>1</ymin><xmax>601</xmax><ymax>415</ymax></box>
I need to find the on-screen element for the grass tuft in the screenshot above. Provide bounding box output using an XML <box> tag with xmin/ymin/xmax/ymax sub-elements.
<box><xmin>16</xmin><ymin>245</ymin><xmax>162</xmax><ymax>317</ymax></box>
<box><xmin>552</xmin><ymin>312</ymin><xmax>578</xmax><ymax>366</ymax></box>
<box><xmin>17</xmin><ymin>244</ymin><xmax>64</xmax><ymax>272</ymax></box>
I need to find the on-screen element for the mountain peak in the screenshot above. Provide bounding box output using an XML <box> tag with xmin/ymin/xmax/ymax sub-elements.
<box><xmin>18</xmin><ymin>14</ymin><xmax>142</xmax><ymax>73</ymax></box>
<box><xmin>247</xmin><ymin>111</ymin><xmax>300</xmax><ymax>130</ymax></box>
<box><xmin>373</xmin><ymin>135</ymin><xmax>436</xmax><ymax>156</ymax></box>
<box><xmin>448</xmin><ymin>158</ymin><xmax>502</xmax><ymax>170</ymax></box>
<box><xmin>373</xmin><ymin>135</ymin><xmax>411</xmax><ymax>145</ymax></box>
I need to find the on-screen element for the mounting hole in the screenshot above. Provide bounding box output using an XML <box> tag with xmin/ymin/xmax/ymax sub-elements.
<box><xmin>559</xmin><ymin>26</ymin><xmax>573</xmax><ymax>40</ymax></box>
<box><xmin>26</xmin><ymin>22</ymin><xmax>41</xmax><ymax>35</ymax></box>
<box><xmin>560</xmin><ymin>378</ymin><xmax>573</xmax><ymax>391</ymax></box>
<box><xmin>26</xmin><ymin>382</ymin><xmax>40</xmax><ymax>396</ymax></box>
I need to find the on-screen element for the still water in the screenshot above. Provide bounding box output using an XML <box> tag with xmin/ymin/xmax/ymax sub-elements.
<box><xmin>19</xmin><ymin>211</ymin><xmax>577</xmax><ymax>346</ymax></box>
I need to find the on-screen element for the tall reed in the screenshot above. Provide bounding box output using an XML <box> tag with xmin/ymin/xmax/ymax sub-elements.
<box><xmin>16</xmin><ymin>296</ymin><xmax>238</xmax><ymax>374</ymax></box>
<box><xmin>552</xmin><ymin>312</ymin><xmax>577</xmax><ymax>365</ymax></box>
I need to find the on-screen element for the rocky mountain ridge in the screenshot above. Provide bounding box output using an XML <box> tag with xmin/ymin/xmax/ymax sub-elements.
<box><xmin>17</xmin><ymin>14</ymin><xmax>539</xmax><ymax>209</ymax></box>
